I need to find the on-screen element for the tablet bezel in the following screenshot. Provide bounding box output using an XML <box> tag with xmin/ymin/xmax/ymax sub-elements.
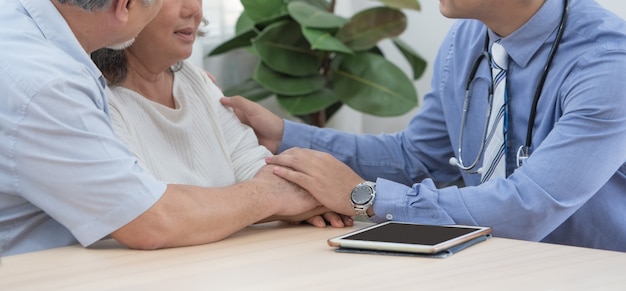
<box><xmin>327</xmin><ymin>221</ymin><xmax>492</xmax><ymax>254</ymax></box>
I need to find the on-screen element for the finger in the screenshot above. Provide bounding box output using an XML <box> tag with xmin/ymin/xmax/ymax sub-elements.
<box><xmin>281</xmin><ymin>148</ymin><xmax>334</xmax><ymax>173</ymax></box>
<box><xmin>219</xmin><ymin>96</ymin><xmax>238</xmax><ymax>110</ymax></box>
<box><xmin>220</xmin><ymin>97</ymin><xmax>249</xmax><ymax>124</ymax></box>
<box><xmin>306</xmin><ymin>216</ymin><xmax>327</xmax><ymax>228</ymax></box>
<box><xmin>266</xmin><ymin>151</ymin><xmax>311</xmax><ymax>174</ymax></box>
<box><xmin>323</xmin><ymin>212</ymin><xmax>345</xmax><ymax>228</ymax></box>
<box><xmin>272</xmin><ymin>165</ymin><xmax>314</xmax><ymax>190</ymax></box>
<box><xmin>341</xmin><ymin>215</ymin><xmax>354</xmax><ymax>227</ymax></box>
<box><xmin>220</xmin><ymin>95</ymin><xmax>249</xmax><ymax>111</ymax></box>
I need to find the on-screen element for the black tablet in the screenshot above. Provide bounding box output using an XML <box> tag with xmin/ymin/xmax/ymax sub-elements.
<box><xmin>328</xmin><ymin>221</ymin><xmax>492</xmax><ymax>254</ymax></box>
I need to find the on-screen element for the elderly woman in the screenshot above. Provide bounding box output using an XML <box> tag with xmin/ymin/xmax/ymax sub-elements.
<box><xmin>91</xmin><ymin>0</ymin><xmax>351</xmax><ymax>238</ymax></box>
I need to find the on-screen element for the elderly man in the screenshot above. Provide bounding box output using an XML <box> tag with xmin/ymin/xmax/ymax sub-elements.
<box><xmin>0</xmin><ymin>0</ymin><xmax>326</xmax><ymax>257</ymax></box>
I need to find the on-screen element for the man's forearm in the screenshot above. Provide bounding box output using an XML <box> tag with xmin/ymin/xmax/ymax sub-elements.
<box><xmin>111</xmin><ymin>182</ymin><xmax>282</xmax><ymax>250</ymax></box>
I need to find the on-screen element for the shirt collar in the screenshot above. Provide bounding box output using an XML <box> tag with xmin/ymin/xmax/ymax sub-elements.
<box><xmin>21</xmin><ymin>0</ymin><xmax>106</xmax><ymax>88</ymax></box>
<box><xmin>488</xmin><ymin>0</ymin><xmax>564</xmax><ymax>68</ymax></box>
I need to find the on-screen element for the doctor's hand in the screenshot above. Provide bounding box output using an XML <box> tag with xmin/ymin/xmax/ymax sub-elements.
<box><xmin>220</xmin><ymin>96</ymin><xmax>284</xmax><ymax>154</ymax></box>
<box><xmin>266</xmin><ymin>148</ymin><xmax>364</xmax><ymax>217</ymax></box>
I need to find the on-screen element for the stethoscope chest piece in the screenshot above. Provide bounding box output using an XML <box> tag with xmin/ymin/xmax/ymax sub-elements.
<box><xmin>451</xmin><ymin>0</ymin><xmax>568</xmax><ymax>175</ymax></box>
<box><xmin>516</xmin><ymin>145</ymin><xmax>530</xmax><ymax>167</ymax></box>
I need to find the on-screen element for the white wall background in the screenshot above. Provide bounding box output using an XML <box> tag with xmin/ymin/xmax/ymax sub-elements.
<box><xmin>200</xmin><ymin>0</ymin><xmax>626</xmax><ymax>134</ymax></box>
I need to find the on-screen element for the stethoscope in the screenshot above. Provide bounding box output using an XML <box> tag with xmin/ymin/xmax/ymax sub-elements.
<box><xmin>450</xmin><ymin>0</ymin><xmax>569</xmax><ymax>175</ymax></box>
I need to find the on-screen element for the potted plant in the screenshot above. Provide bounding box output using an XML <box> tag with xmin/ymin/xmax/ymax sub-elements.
<box><xmin>209</xmin><ymin>0</ymin><xmax>426</xmax><ymax>127</ymax></box>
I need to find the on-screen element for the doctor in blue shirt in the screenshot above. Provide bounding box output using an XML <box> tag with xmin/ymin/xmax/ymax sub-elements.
<box><xmin>223</xmin><ymin>0</ymin><xmax>626</xmax><ymax>252</ymax></box>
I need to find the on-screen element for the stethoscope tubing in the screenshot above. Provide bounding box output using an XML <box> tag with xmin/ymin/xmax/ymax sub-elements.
<box><xmin>453</xmin><ymin>0</ymin><xmax>569</xmax><ymax>173</ymax></box>
<box><xmin>521</xmin><ymin>0</ymin><xmax>569</xmax><ymax>161</ymax></box>
<box><xmin>456</xmin><ymin>49</ymin><xmax>492</xmax><ymax>173</ymax></box>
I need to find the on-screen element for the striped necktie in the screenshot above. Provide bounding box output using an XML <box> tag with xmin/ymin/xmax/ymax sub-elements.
<box><xmin>481</xmin><ymin>41</ymin><xmax>508</xmax><ymax>183</ymax></box>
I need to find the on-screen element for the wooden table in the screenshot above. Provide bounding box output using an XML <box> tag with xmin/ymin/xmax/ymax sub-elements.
<box><xmin>1</xmin><ymin>221</ymin><xmax>625</xmax><ymax>290</ymax></box>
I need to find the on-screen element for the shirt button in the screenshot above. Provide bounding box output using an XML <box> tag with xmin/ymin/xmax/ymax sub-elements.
<box><xmin>385</xmin><ymin>213</ymin><xmax>393</xmax><ymax>220</ymax></box>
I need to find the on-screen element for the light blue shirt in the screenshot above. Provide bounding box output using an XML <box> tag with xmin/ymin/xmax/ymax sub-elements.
<box><xmin>0</xmin><ymin>0</ymin><xmax>166</xmax><ymax>256</ymax></box>
<box><xmin>281</xmin><ymin>0</ymin><xmax>626</xmax><ymax>251</ymax></box>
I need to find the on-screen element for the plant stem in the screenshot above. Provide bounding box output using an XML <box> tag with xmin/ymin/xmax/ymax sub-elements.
<box><xmin>308</xmin><ymin>110</ymin><xmax>327</xmax><ymax>128</ymax></box>
<box><xmin>309</xmin><ymin>0</ymin><xmax>334</xmax><ymax>127</ymax></box>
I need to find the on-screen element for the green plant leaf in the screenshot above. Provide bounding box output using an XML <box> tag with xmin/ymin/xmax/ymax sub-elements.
<box><xmin>301</xmin><ymin>27</ymin><xmax>354</xmax><ymax>54</ymax></box>
<box><xmin>207</xmin><ymin>0</ymin><xmax>425</xmax><ymax>124</ymax></box>
<box><xmin>235</xmin><ymin>11</ymin><xmax>256</xmax><ymax>34</ymax></box>
<box><xmin>294</xmin><ymin>101</ymin><xmax>343</xmax><ymax>125</ymax></box>
<box><xmin>277</xmin><ymin>89</ymin><xmax>339</xmax><ymax>115</ymax></box>
<box><xmin>292</xmin><ymin>0</ymin><xmax>332</xmax><ymax>10</ymax></box>
<box><xmin>332</xmin><ymin>52</ymin><xmax>417</xmax><ymax>116</ymax></box>
<box><xmin>288</xmin><ymin>2</ymin><xmax>347</xmax><ymax>29</ymax></box>
<box><xmin>222</xmin><ymin>78</ymin><xmax>274</xmax><ymax>102</ymax></box>
<box><xmin>336</xmin><ymin>7</ymin><xmax>407</xmax><ymax>51</ymax></box>
<box><xmin>241</xmin><ymin>0</ymin><xmax>289</xmax><ymax>23</ymax></box>
<box><xmin>392</xmin><ymin>37</ymin><xmax>427</xmax><ymax>80</ymax></box>
<box><xmin>207</xmin><ymin>29</ymin><xmax>258</xmax><ymax>56</ymax></box>
<box><xmin>252</xmin><ymin>21</ymin><xmax>323</xmax><ymax>77</ymax></box>
<box><xmin>253</xmin><ymin>62</ymin><xmax>325</xmax><ymax>96</ymax></box>
<box><xmin>372</xmin><ymin>0</ymin><xmax>421</xmax><ymax>11</ymax></box>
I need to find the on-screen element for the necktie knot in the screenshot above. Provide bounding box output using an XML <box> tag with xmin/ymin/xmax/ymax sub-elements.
<box><xmin>491</xmin><ymin>42</ymin><xmax>508</xmax><ymax>71</ymax></box>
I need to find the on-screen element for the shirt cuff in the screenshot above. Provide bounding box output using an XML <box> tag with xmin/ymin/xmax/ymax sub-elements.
<box><xmin>279</xmin><ymin>119</ymin><xmax>315</xmax><ymax>152</ymax></box>
<box><xmin>369</xmin><ymin>178</ymin><xmax>413</xmax><ymax>223</ymax></box>
<box><xmin>369</xmin><ymin>178</ymin><xmax>456</xmax><ymax>225</ymax></box>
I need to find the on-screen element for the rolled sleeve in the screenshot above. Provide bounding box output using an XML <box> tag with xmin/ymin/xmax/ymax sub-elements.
<box><xmin>8</xmin><ymin>75</ymin><xmax>167</xmax><ymax>251</ymax></box>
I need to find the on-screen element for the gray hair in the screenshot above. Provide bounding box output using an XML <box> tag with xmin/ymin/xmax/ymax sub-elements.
<box><xmin>56</xmin><ymin>0</ymin><xmax>156</xmax><ymax>11</ymax></box>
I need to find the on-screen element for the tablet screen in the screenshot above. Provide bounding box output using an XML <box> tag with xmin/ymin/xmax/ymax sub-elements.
<box><xmin>345</xmin><ymin>223</ymin><xmax>479</xmax><ymax>245</ymax></box>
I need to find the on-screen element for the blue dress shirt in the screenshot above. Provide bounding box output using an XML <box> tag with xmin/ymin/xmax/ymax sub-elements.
<box><xmin>280</xmin><ymin>0</ymin><xmax>626</xmax><ymax>251</ymax></box>
<box><xmin>0</xmin><ymin>0</ymin><xmax>166</xmax><ymax>256</ymax></box>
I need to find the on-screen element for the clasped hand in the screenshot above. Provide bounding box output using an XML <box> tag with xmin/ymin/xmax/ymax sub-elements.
<box><xmin>221</xmin><ymin>96</ymin><xmax>362</xmax><ymax>227</ymax></box>
<box><xmin>267</xmin><ymin>148</ymin><xmax>365</xmax><ymax>218</ymax></box>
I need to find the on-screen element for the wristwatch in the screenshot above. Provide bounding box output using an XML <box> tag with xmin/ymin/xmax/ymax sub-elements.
<box><xmin>350</xmin><ymin>181</ymin><xmax>376</xmax><ymax>216</ymax></box>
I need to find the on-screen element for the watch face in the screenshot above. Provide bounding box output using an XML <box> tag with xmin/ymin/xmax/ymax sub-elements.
<box><xmin>351</xmin><ymin>185</ymin><xmax>373</xmax><ymax>204</ymax></box>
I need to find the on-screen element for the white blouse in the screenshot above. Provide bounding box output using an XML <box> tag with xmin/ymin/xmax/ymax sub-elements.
<box><xmin>106</xmin><ymin>61</ymin><xmax>270</xmax><ymax>187</ymax></box>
